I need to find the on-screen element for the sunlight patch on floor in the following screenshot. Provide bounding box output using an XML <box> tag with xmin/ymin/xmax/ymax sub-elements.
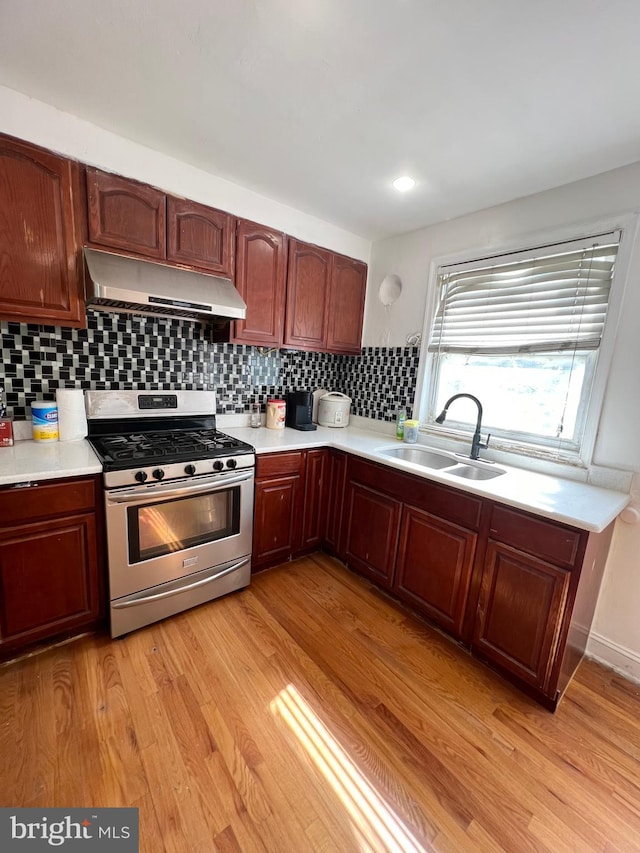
<box><xmin>271</xmin><ymin>684</ymin><xmax>430</xmax><ymax>853</ymax></box>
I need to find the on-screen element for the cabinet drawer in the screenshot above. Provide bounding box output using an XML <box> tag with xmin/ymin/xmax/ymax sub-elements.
<box><xmin>0</xmin><ymin>477</ymin><xmax>97</xmax><ymax>525</ymax></box>
<box><xmin>256</xmin><ymin>451</ymin><xmax>304</xmax><ymax>479</ymax></box>
<box><xmin>489</xmin><ymin>505</ymin><xmax>584</xmax><ymax>569</ymax></box>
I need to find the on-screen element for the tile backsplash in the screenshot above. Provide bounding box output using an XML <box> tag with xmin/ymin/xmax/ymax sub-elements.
<box><xmin>0</xmin><ymin>310</ymin><xmax>419</xmax><ymax>423</ymax></box>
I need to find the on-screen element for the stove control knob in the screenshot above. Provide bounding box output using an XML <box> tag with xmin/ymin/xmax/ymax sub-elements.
<box><xmin>184</xmin><ymin>464</ymin><xmax>196</xmax><ymax>476</ymax></box>
<box><xmin>226</xmin><ymin>458</ymin><xmax>237</xmax><ymax>470</ymax></box>
<box><xmin>134</xmin><ymin>471</ymin><xmax>148</xmax><ymax>484</ymax></box>
<box><xmin>152</xmin><ymin>468</ymin><xmax>165</xmax><ymax>481</ymax></box>
<box><xmin>212</xmin><ymin>460</ymin><xmax>224</xmax><ymax>472</ymax></box>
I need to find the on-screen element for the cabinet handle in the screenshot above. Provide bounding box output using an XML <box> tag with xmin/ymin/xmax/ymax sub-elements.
<box><xmin>10</xmin><ymin>481</ymin><xmax>39</xmax><ymax>489</ymax></box>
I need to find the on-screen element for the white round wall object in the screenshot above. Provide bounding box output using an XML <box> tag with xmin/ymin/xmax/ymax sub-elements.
<box><xmin>378</xmin><ymin>274</ymin><xmax>402</xmax><ymax>306</ymax></box>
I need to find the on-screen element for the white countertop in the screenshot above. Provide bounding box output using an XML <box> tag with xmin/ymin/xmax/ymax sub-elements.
<box><xmin>0</xmin><ymin>426</ymin><xmax>629</xmax><ymax>533</ymax></box>
<box><xmin>222</xmin><ymin>424</ymin><xmax>630</xmax><ymax>533</ymax></box>
<box><xmin>0</xmin><ymin>438</ymin><xmax>102</xmax><ymax>486</ymax></box>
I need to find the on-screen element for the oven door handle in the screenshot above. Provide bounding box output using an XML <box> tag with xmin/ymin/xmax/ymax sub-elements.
<box><xmin>111</xmin><ymin>558</ymin><xmax>251</xmax><ymax>609</ymax></box>
<box><xmin>107</xmin><ymin>470</ymin><xmax>253</xmax><ymax>504</ymax></box>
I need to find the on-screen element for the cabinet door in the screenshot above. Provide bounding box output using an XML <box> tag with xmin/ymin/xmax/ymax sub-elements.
<box><xmin>0</xmin><ymin>514</ymin><xmax>100</xmax><ymax>650</ymax></box>
<box><xmin>0</xmin><ymin>135</ymin><xmax>84</xmax><ymax>327</ymax></box>
<box><xmin>167</xmin><ymin>197</ymin><xmax>234</xmax><ymax>276</ymax></box>
<box><xmin>473</xmin><ymin>541</ymin><xmax>570</xmax><ymax>691</ymax></box>
<box><xmin>284</xmin><ymin>239</ymin><xmax>332</xmax><ymax>351</ymax></box>
<box><xmin>395</xmin><ymin>505</ymin><xmax>477</xmax><ymax>639</ymax></box>
<box><xmin>343</xmin><ymin>482</ymin><xmax>401</xmax><ymax>588</ymax></box>
<box><xmin>326</xmin><ymin>255</ymin><xmax>367</xmax><ymax>354</ymax></box>
<box><xmin>253</xmin><ymin>475</ymin><xmax>302</xmax><ymax>569</ymax></box>
<box><xmin>324</xmin><ymin>450</ymin><xmax>348</xmax><ymax>558</ymax></box>
<box><xmin>232</xmin><ymin>220</ymin><xmax>286</xmax><ymax>346</ymax></box>
<box><xmin>86</xmin><ymin>167</ymin><xmax>166</xmax><ymax>259</ymax></box>
<box><xmin>301</xmin><ymin>449</ymin><xmax>327</xmax><ymax>552</ymax></box>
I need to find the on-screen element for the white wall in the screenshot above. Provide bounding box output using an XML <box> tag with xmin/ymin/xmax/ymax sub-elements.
<box><xmin>365</xmin><ymin>165</ymin><xmax>640</xmax><ymax>681</ymax></box>
<box><xmin>0</xmin><ymin>85</ymin><xmax>371</xmax><ymax>262</ymax></box>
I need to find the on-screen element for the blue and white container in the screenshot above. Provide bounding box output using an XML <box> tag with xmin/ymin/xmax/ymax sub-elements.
<box><xmin>31</xmin><ymin>400</ymin><xmax>59</xmax><ymax>442</ymax></box>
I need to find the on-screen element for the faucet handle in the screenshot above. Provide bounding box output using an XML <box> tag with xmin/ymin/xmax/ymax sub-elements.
<box><xmin>481</xmin><ymin>433</ymin><xmax>491</xmax><ymax>450</ymax></box>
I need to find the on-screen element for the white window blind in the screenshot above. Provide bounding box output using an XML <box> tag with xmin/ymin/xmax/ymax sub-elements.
<box><xmin>429</xmin><ymin>233</ymin><xmax>619</xmax><ymax>355</ymax></box>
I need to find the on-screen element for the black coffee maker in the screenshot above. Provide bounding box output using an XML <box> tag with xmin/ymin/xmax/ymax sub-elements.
<box><xmin>285</xmin><ymin>390</ymin><xmax>317</xmax><ymax>431</ymax></box>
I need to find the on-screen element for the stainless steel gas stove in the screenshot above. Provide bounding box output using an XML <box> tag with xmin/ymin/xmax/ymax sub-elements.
<box><xmin>86</xmin><ymin>390</ymin><xmax>255</xmax><ymax>638</ymax></box>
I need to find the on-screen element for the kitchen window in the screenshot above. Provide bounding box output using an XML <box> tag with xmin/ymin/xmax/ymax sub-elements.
<box><xmin>421</xmin><ymin>231</ymin><xmax>620</xmax><ymax>464</ymax></box>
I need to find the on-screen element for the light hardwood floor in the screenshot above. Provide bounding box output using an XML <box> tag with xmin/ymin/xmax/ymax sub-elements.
<box><xmin>1</xmin><ymin>553</ymin><xmax>640</xmax><ymax>852</ymax></box>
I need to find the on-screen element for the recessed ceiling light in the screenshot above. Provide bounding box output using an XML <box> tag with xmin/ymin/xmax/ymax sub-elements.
<box><xmin>392</xmin><ymin>176</ymin><xmax>416</xmax><ymax>192</ymax></box>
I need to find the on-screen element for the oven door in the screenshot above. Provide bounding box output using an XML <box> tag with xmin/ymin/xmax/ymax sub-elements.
<box><xmin>105</xmin><ymin>470</ymin><xmax>254</xmax><ymax>600</ymax></box>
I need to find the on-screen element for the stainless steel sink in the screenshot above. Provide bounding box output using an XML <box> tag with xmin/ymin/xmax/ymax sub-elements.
<box><xmin>378</xmin><ymin>446</ymin><xmax>454</xmax><ymax>469</ymax></box>
<box><xmin>447</xmin><ymin>464</ymin><xmax>506</xmax><ymax>481</ymax></box>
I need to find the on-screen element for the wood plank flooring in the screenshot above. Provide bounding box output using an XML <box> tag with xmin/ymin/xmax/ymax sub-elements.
<box><xmin>1</xmin><ymin>553</ymin><xmax>640</xmax><ymax>852</ymax></box>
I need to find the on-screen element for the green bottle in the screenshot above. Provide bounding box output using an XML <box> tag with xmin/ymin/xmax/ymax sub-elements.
<box><xmin>396</xmin><ymin>407</ymin><xmax>406</xmax><ymax>440</ymax></box>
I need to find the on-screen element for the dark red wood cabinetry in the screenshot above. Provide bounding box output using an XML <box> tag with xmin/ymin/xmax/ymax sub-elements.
<box><xmin>395</xmin><ymin>505</ymin><xmax>477</xmax><ymax>638</ymax></box>
<box><xmin>301</xmin><ymin>449</ymin><xmax>328</xmax><ymax>552</ymax></box>
<box><xmin>0</xmin><ymin>134</ymin><xmax>84</xmax><ymax>327</ymax></box>
<box><xmin>324</xmin><ymin>450</ymin><xmax>348</xmax><ymax>558</ymax></box>
<box><xmin>167</xmin><ymin>197</ymin><xmax>234</xmax><ymax>276</ymax></box>
<box><xmin>86</xmin><ymin>167</ymin><xmax>234</xmax><ymax>276</ymax></box>
<box><xmin>0</xmin><ymin>476</ymin><xmax>105</xmax><ymax>658</ymax></box>
<box><xmin>334</xmin><ymin>454</ymin><xmax>613</xmax><ymax>708</ymax></box>
<box><xmin>0</xmin><ymin>134</ymin><xmax>367</xmax><ymax>343</ymax></box>
<box><xmin>343</xmin><ymin>481</ymin><xmax>401</xmax><ymax>588</ymax></box>
<box><xmin>232</xmin><ymin>220</ymin><xmax>287</xmax><ymax>346</ymax></box>
<box><xmin>326</xmin><ymin>254</ymin><xmax>367</xmax><ymax>354</ymax></box>
<box><xmin>342</xmin><ymin>457</ymin><xmax>480</xmax><ymax>630</ymax></box>
<box><xmin>284</xmin><ymin>239</ymin><xmax>368</xmax><ymax>354</ymax></box>
<box><xmin>253</xmin><ymin>448</ymin><xmax>334</xmax><ymax>570</ymax></box>
<box><xmin>252</xmin><ymin>452</ymin><xmax>304</xmax><ymax>571</ymax></box>
<box><xmin>473</xmin><ymin>542</ymin><xmax>569</xmax><ymax>691</ymax></box>
<box><xmin>284</xmin><ymin>240</ymin><xmax>332</xmax><ymax>351</ymax></box>
<box><xmin>86</xmin><ymin>168</ymin><xmax>166</xmax><ymax>259</ymax></box>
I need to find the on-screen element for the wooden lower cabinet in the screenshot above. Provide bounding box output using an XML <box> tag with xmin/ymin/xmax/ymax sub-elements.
<box><xmin>301</xmin><ymin>449</ymin><xmax>327</xmax><ymax>551</ymax></box>
<box><xmin>472</xmin><ymin>542</ymin><xmax>570</xmax><ymax>691</ymax></box>
<box><xmin>334</xmin><ymin>455</ymin><xmax>612</xmax><ymax>708</ymax></box>
<box><xmin>0</xmin><ymin>476</ymin><xmax>104</xmax><ymax>658</ymax></box>
<box><xmin>252</xmin><ymin>452</ymin><xmax>304</xmax><ymax>571</ymax></box>
<box><xmin>395</xmin><ymin>504</ymin><xmax>477</xmax><ymax>639</ymax></box>
<box><xmin>324</xmin><ymin>450</ymin><xmax>347</xmax><ymax>559</ymax></box>
<box><xmin>343</xmin><ymin>482</ymin><xmax>401</xmax><ymax>588</ymax></box>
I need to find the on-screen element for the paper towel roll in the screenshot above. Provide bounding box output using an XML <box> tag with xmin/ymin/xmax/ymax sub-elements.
<box><xmin>56</xmin><ymin>388</ymin><xmax>88</xmax><ymax>442</ymax></box>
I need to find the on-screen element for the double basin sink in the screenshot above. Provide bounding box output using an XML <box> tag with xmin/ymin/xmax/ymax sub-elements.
<box><xmin>377</xmin><ymin>445</ymin><xmax>506</xmax><ymax>481</ymax></box>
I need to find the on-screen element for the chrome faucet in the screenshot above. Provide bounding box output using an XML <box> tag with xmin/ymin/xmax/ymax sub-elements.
<box><xmin>435</xmin><ymin>393</ymin><xmax>490</xmax><ymax>460</ymax></box>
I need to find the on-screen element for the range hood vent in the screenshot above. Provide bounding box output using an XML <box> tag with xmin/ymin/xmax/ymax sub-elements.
<box><xmin>84</xmin><ymin>248</ymin><xmax>246</xmax><ymax>323</ymax></box>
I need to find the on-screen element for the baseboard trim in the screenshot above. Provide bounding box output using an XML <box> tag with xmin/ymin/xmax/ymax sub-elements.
<box><xmin>586</xmin><ymin>631</ymin><xmax>640</xmax><ymax>685</ymax></box>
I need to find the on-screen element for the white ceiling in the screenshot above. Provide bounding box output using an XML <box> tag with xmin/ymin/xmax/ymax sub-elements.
<box><xmin>2</xmin><ymin>0</ymin><xmax>640</xmax><ymax>240</ymax></box>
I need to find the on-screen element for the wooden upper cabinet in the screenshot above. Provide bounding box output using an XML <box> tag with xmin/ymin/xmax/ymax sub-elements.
<box><xmin>327</xmin><ymin>254</ymin><xmax>367</xmax><ymax>354</ymax></box>
<box><xmin>283</xmin><ymin>239</ymin><xmax>367</xmax><ymax>354</ymax></box>
<box><xmin>167</xmin><ymin>197</ymin><xmax>234</xmax><ymax>276</ymax></box>
<box><xmin>232</xmin><ymin>220</ymin><xmax>287</xmax><ymax>346</ymax></box>
<box><xmin>85</xmin><ymin>168</ymin><xmax>236</xmax><ymax>277</ymax></box>
<box><xmin>284</xmin><ymin>239</ymin><xmax>332</xmax><ymax>351</ymax></box>
<box><xmin>0</xmin><ymin>134</ymin><xmax>84</xmax><ymax>327</ymax></box>
<box><xmin>86</xmin><ymin>167</ymin><xmax>166</xmax><ymax>259</ymax></box>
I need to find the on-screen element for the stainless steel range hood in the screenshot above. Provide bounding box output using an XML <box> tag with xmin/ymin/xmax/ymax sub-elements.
<box><xmin>84</xmin><ymin>248</ymin><xmax>246</xmax><ymax>322</ymax></box>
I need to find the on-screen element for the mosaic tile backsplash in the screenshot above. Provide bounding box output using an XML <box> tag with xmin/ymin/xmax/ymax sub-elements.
<box><xmin>0</xmin><ymin>310</ymin><xmax>419</xmax><ymax>423</ymax></box>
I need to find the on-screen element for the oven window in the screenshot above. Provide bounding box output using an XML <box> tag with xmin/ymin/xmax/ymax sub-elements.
<box><xmin>127</xmin><ymin>486</ymin><xmax>240</xmax><ymax>563</ymax></box>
